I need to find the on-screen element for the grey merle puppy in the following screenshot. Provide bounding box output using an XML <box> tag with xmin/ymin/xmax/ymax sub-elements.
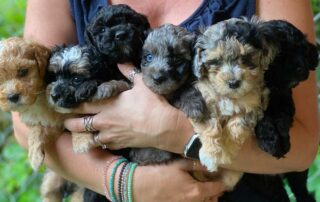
<box><xmin>130</xmin><ymin>24</ymin><xmax>204</xmax><ymax>165</ymax></box>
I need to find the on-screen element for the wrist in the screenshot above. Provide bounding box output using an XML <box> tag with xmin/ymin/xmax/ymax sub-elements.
<box><xmin>173</xmin><ymin>112</ymin><xmax>195</xmax><ymax>154</ymax></box>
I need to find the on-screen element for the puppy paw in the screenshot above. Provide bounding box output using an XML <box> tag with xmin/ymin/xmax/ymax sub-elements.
<box><xmin>75</xmin><ymin>81</ymin><xmax>98</xmax><ymax>102</ymax></box>
<box><xmin>255</xmin><ymin>118</ymin><xmax>288</xmax><ymax>158</ymax></box>
<box><xmin>28</xmin><ymin>147</ymin><xmax>45</xmax><ymax>171</ymax></box>
<box><xmin>72</xmin><ymin>132</ymin><xmax>94</xmax><ymax>153</ymax></box>
<box><xmin>199</xmin><ymin>148</ymin><xmax>218</xmax><ymax>172</ymax></box>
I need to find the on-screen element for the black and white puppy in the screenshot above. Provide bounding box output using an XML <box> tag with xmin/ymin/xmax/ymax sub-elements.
<box><xmin>46</xmin><ymin>45</ymin><xmax>129</xmax><ymax>113</ymax></box>
<box><xmin>85</xmin><ymin>4</ymin><xmax>150</xmax><ymax>67</ymax></box>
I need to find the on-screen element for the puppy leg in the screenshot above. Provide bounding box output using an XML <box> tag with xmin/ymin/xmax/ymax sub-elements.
<box><xmin>220</xmin><ymin>169</ymin><xmax>243</xmax><ymax>190</ymax></box>
<box><xmin>71</xmin><ymin>132</ymin><xmax>95</xmax><ymax>153</ymax></box>
<box><xmin>91</xmin><ymin>80</ymin><xmax>130</xmax><ymax>101</ymax></box>
<box><xmin>173</xmin><ymin>86</ymin><xmax>209</xmax><ymax>121</ymax></box>
<box><xmin>193</xmin><ymin>118</ymin><xmax>223</xmax><ymax>172</ymax></box>
<box><xmin>40</xmin><ymin>170</ymin><xmax>65</xmax><ymax>202</ymax></box>
<box><xmin>28</xmin><ymin>125</ymin><xmax>45</xmax><ymax>170</ymax></box>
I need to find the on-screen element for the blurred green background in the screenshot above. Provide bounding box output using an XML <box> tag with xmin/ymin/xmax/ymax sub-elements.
<box><xmin>0</xmin><ymin>0</ymin><xmax>319</xmax><ymax>201</ymax></box>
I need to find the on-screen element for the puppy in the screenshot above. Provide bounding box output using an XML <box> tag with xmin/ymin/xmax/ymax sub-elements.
<box><xmin>47</xmin><ymin>45</ymin><xmax>129</xmax><ymax>112</ymax></box>
<box><xmin>251</xmin><ymin>20</ymin><xmax>318</xmax><ymax>202</ymax></box>
<box><xmin>254</xmin><ymin>20</ymin><xmax>319</xmax><ymax>158</ymax></box>
<box><xmin>85</xmin><ymin>4</ymin><xmax>150</xmax><ymax>67</ymax></box>
<box><xmin>131</xmin><ymin>24</ymin><xmax>200</xmax><ymax>165</ymax></box>
<box><xmin>191</xmin><ymin>18</ymin><xmax>275</xmax><ymax>189</ymax></box>
<box><xmin>47</xmin><ymin>44</ymin><xmax>130</xmax><ymax>153</ymax></box>
<box><xmin>0</xmin><ymin>37</ymin><xmax>74</xmax><ymax>202</ymax></box>
<box><xmin>0</xmin><ymin>37</ymin><xmax>62</xmax><ymax>170</ymax></box>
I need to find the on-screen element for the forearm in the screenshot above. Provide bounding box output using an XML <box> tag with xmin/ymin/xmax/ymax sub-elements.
<box><xmin>12</xmin><ymin>112</ymin><xmax>113</xmax><ymax>194</ymax></box>
<box><xmin>223</xmin><ymin>120</ymin><xmax>318</xmax><ymax>174</ymax></box>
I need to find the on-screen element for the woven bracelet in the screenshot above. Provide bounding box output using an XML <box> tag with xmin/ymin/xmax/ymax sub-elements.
<box><xmin>117</xmin><ymin>161</ymin><xmax>128</xmax><ymax>202</ymax></box>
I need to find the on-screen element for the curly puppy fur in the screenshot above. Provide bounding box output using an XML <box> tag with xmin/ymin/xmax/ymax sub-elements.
<box><xmin>85</xmin><ymin>4</ymin><xmax>150</xmax><ymax>67</ymax></box>
<box><xmin>47</xmin><ymin>45</ymin><xmax>130</xmax><ymax>153</ymax></box>
<box><xmin>131</xmin><ymin>24</ymin><xmax>201</xmax><ymax>165</ymax></box>
<box><xmin>254</xmin><ymin>20</ymin><xmax>319</xmax><ymax>158</ymax></box>
<box><xmin>0</xmin><ymin>37</ymin><xmax>73</xmax><ymax>202</ymax></box>
<box><xmin>0</xmin><ymin>37</ymin><xmax>62</xmax><ymax>170</ymax></box>
<box><xmin>192</xmin><ymin>18</ymin><xmax>276</xmax><ymax>189</ymax></box>
<box><xmin>47</xmin><ymin>45</ymin><xmax>129</xmax><ymax>112</ymax></box>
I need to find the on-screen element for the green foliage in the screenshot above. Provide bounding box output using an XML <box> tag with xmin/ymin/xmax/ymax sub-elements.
<box><xmin>0</xmin><ymin>0</ymin><xmax>26</xmax><ymax>38</ymax></box>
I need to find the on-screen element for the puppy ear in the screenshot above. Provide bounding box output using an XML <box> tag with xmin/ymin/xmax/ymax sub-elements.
<box><xmin>306</xmin><ymin>42</ymin><xmax>319</xmax><ymax>71</ymax></box>
<box><xmin>193</xmin><ymin>47</ymin><xmax>205</xmax><ymax>78</ymax></box>
<box><xmin>32</xmin><ymin>43</ymin><xmax>51</xmax><ymax>78</ymax></box>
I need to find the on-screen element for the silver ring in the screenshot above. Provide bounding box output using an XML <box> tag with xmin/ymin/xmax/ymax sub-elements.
<box><xmin>93</xmin><ymin>132</ymin><xmax>107</xmax><ymax>150</ymax></box>
<box><xmin>128</xmin><ymin>68</ymin><xmax>141</xmax><ymax>83</ymax></box>
<box><xmin>83</xmin><ymin>116</ymin><xmax>96</xmax><ymax>132</ymax></box>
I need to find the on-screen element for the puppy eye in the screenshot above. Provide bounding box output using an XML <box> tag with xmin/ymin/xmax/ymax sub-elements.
<box><xmin>144</xmin><ymin>54</ymin><xmax>154</xmax><ymax>63</ymax></box>
<box><xmin>17</xmin><ymin>68</ymin><xmax>29</xmax><ymax>77</ymax></box>
<box><xmin>72</xmin><ymin>77</ymin><xmax>84</xmax><ymax>85</ymax></box>
<box><xmin>100</xmin><ymin>28</ymin><xmax>106</xmax><ymax>33</ymax></box>
<box><xmin>206</xmin><ymin>59</ymin><xmax>222</xmax><ymax>67</ymax></box>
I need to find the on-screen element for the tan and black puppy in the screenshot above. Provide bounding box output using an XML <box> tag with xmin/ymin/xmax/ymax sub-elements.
<box><xmin>192</xmin><ymin>18</ymin><xmax>276</xmax><ymax>189</ymax></box>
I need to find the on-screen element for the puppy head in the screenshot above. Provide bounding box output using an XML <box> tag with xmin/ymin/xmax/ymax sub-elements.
<box><xmin>85</xmin><ymin>4</ymin><xmax>150</xmax><ymax>65</ymax></box>
<box><xmin>141</xmin><ymin>24</ymin><xmax>195</xmax><ymax>95</ymax></box>
<box><xmin>258</xmin><ymin>20</ymin><xmax>319</xmax><ymax>88</ymax></box>
<box><xmin>46</xmin><ymin>45</ymin><xmax>109</xmax><ymax>111</ymax></box>
<box><xmin>194</xmin><ymin>19</ymin><xmax>274</xmax><ymax>98</ymax></box>
<box><xmin>0</xmin><ymin>37</ymin><xmax>50</xmax><ymax>111</ymax></box>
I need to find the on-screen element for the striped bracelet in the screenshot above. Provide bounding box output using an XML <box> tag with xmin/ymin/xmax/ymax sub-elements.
<box><xmin>117</xmin><ymin>161</ymin><xmax>128</xmax><ymax>202</ymax></box>
<box><xmin>103</xmin><ymin>156</ymin><xmax>122</xmax><ymax>200</ymax></box>
<box><xmin>110</xmin><ymin>158</ymin><xmax>128</xmax><ymax>202</ymax></box>
<box><xmin>127</xmin><ymin>163</ymin><xmax>138</xmax><ymax>202</ymax></box>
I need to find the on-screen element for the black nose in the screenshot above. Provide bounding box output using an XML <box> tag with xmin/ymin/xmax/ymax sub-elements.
<box><xmin>114</xmin><ymin>30</ymin><xmax>127</xmax><ymax>40</ymax></box>
<box><xmin>152</xmin><ymin>74</ymin><xmax>166</xmax><ymax>84</ymax></box>
<box><xmin>7</xmin><ymin>93</ymin><xmax>20</xmax><ymax>103</ymax></box>
<box><xmin>51</xmin><ymin>92</ymin><xmax>60</xmax><ymax>102</ymax></box>
<box><xmin>228</xmin><ymin>80</ymin><xmax>241</xmax><ymax>89</ymax></box>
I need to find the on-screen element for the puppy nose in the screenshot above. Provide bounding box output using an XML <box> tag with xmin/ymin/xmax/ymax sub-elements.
<box><xmin>114</xmin><ymin>30</ymin><xmax>127</xmax><ymax>40</ymax></box>
<box><xmin>227</xmin><ymin>80</ymin><xmax>241</xmax><ymax>89</ymax></box>
<box><xmin>152</xmin><ymin>75</ymin><xmax>166</xmax><ymax>84</ymax></box>
<box><xmin>7</xmin><ymin>93</ymin><xmax>20</xmax><ymax>103</ymax></box>
<box><xmin>51</xmin><ymin>92</ymin><xmax>60</xmax><ymax>102</ymax></box>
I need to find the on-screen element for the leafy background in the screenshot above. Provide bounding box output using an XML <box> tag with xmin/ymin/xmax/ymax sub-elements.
<box><xmin>0</xmin><ymin>0</ymin><xmax>319</xmax><ymax>201</ymax></box>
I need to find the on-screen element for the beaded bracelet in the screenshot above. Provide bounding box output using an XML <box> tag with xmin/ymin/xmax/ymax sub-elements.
<box><xmin>127</xmin><ymin>163</ymin><xmax>138</xmax><ymax>202</ymax></box>
<box><xmin>122</xmin><ymin>162</ymin><xmax>132</xmax><ymax>202</ymax></box>
<box><xmin>117</xmin><ymin>161</ymin><xmax>128</xmax><ymax>202</ymax></box>
<box><xmin>103</xmin><ymin>156</ymin><xmax>122</xmax><ymax>200</ymax></box>
<box><xmin>110</xmin><ymin>158</ymin><xmax>128</xmax><ymax>202</ymax></box>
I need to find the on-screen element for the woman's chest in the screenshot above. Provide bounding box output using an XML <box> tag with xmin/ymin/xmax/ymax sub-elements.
<box><xmin>109</xmin><ymin>0</ymin><xmax>203</xmax><ymax>27</ymax></box>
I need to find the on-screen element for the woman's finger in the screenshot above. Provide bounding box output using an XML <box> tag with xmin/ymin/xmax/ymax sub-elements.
<box><xmin>64</xmin><ymin>115</ymin><xmax>99</xmax><ymax>132</ymax></box>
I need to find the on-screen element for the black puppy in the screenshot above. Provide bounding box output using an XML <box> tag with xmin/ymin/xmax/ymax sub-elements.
<box><xmin>253</xmin><ymin>20</ymin><xmax>318</xmax><ymax>202</ymax></box>
<box><xmin>254</xmin><ymin>20</ymin><xmax>319</xmax><ymax>158</ymax></box>
<box><xmin>85</xmin><ymin>4</ymin><xmax>150</xmax><ymax>67</ymax></box>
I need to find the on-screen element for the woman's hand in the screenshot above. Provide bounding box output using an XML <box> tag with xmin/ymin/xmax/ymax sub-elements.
<box><xmin>133</xmin><ymin>159</ymin><xmax>225</xmax><ymax>202</ymax></box>
<box><xmin>64</xmin><ymin>64</ymin><xmax>194</xmax><ymax>154</ymax></box>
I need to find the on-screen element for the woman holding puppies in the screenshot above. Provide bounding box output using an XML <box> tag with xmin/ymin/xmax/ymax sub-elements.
<box><xmin>13</xmin><ymin>0</ymin><xmax>318</xmax><ymax>201</ymax></box>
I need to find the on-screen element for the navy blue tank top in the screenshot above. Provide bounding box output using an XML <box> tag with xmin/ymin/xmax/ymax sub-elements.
<box><xmin>69</xmin><ymin>0</ymin><xmax>256</xmax><ymax>44</ymax></box>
